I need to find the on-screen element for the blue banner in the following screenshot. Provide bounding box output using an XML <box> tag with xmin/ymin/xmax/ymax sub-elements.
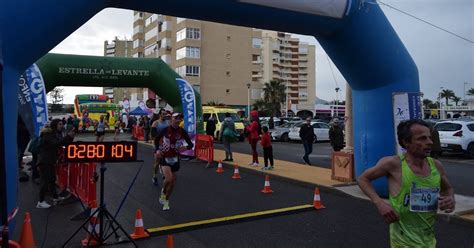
<box><xmin>20</xmin><ymin>64</ymin><xmax>48</xmax><ymax>137</ymax></box>
<box><xmin>176</xmin><ymin>78</ymin><xmax>196</xmax><ymax>135</ymax></box>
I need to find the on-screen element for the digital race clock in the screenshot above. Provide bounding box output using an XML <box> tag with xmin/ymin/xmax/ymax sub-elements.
<box><xmin>63</xmin><ymin>141</ymin><xmax>138</xmax><ymax>163</ymax></box>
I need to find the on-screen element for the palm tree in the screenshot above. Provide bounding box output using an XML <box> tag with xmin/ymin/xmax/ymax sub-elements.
<box><xmin>252</xmin><ymin>99</ymin><xmax>272</xmax><ymax>116</ymax></box>
<box><xmin>451</xmin><ymin>96</ymin><xmax>461</xmax><ymax>106</ymax></box>
<box><xmin>262</xmin><ymin>80</ymin><xmax>286</xmax><ymax>117</ymax></box>
<box><xmin>440</xmin><ymin>89</ymin><xmax>455</xmax><ymax>105</ymax></box>
<box><xmin>422</xmin><ymin>99</ymin><xmax>433</xmax><ymax>109</ymax></box>
<box><xmin>468</xmin><ymin>88</ymin><xmax>474</xmax><ymax>96</ymax></box>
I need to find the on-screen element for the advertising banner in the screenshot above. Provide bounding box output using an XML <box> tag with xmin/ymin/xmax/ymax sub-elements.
<box><xmin>176</xmin><ymin>78</ymin><xmax>196</xmax><ymax>156</ymax></box>
<box><xmin>393</xmin><ymin>92</ymin><xmax>423</xmax><ymax>155</ymax></box>
<box><xmin>17</xmin><ymin>64</ymin><xmax>48</xmax><ymax>137</ymax></box>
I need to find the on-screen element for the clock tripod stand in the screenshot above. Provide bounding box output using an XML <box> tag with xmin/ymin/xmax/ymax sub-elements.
<box><xmin>63</xmin><ymin>162</ymin><xmax>137</xmax><ymax>247</ymax></box>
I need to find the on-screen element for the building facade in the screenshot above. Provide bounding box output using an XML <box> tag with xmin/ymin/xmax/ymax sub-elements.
<box><xmin>102</xmin><ymin>37</ymin><xmax>138</xmax><ymax>103</ymax></box>
<box><xmin>132</xmin><ymin>12</ymin><xmax>316</xmax><ymax>113</ymax></box>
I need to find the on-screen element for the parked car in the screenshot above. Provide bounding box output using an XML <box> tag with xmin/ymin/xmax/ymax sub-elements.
<box><xmin>287</xmin><ymin>121</ymin><xmax>330</xmax><ymax>142</ymax></box>
<box><xmin>435</xmin><ymin>120</ymin><xmax>474</xmax><ymax>158</ymax></box>
<box><xmin>270</xmin><ymin>121</ymin><xmax>302</xmax><ymax>142</ymax></box>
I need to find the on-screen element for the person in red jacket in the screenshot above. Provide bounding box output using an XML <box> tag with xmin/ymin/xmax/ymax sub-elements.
<box><xmin>246</xmin><ymin>115</ymin><xmax>260</xmax><ymax>166</ymax></box>
<box><xmin>260</xmin><ymin>126</ymin><xmax>274</xmax><ymax>170</ymax></box>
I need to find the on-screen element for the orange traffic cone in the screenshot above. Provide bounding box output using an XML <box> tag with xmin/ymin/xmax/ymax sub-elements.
<box><xmin>232</xmin><ymin>164</ymin><xmax>241</xmax><ymax>179</ymax></box>
<box><xmin>261</xmin><ymin>175</ymin><xmax>273</xmax><ymax>193</ymax></box>
<box><xmin>166</xmin><ymin>235</ymin><xmax>174</xmax><ymax>248</ymax></box>
<box><xmin>313</xmin><ymin>187</ymin><xmax>326</xmax><ymax>210</ymax></box>
<box><xmin>130</xmin><ymin>209</ymin><xmax>150</xmax><ymax>239</ymax></box>
<box><xmin>216</xmin><ymin>160</ymin><xmax>224</xmax><ymax>173</ymax></box>
<box><xmin>82</xmin><ymin>201</ymin><xmax>100</xmax><ymax>247</ymax></box>
<box><xmin>19</xmin><ymin>212</ymin><xmax>36</xmax><ymax>248</ymax></box>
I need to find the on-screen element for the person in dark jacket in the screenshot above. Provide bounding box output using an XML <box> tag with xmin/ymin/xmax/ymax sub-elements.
<box><xmin>36</xmin><ymin>119</ymin><xmax>75</xmax><ymax>209</ymax></box>
<box><xmin>206</xmin><ymin>116</ymin><xmax>217</xmax><ymax>138</ymax></box>
<box><xmin>329</xmin><ymin>118</ymin><xmax>345</xmax><ymax>152</ymax></box>
<box><xmin>299</xmin><ymin>117</ymin><xmax>314</xmax><ymax>165</ymax></box>
<box><xmin>219</xmin><ymin>113</ymin><xmax>236</xmax><ymax>161</ymax></box>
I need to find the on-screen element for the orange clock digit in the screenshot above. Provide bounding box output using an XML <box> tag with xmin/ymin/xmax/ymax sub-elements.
<box><xmin>77</xmin><ymin>144</ymin><xmax>86</xmax><ymax>158</ymax></box>
<box><xmin>124</xmin><ymin>144</ymin><xmax>133</xmax><ymax>158</ymax></box>
<box><xmin>112</xmin><ymin>144</ymin><xmax>124</xmax><ymax>158</ymax></box>
<box><xmin>67</xmin><ymin>145</ymin><xmax>76</xmax><ymax>159</ymax></box>
<box><xmin>87</xmin><ymin>145</ymin><xmax>95</xmax><ymax>158</ymax></box>
<box><xmin>97</xmin><ymin>144</ymin><xmax>105</xmax><ymax>158</ymax></box>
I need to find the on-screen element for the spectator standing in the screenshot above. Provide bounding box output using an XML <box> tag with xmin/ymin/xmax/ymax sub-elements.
<box><xmin>260</xmin><ymin>126</ymin><xmax>274</xmax><ymax>170</ymax></box>
<box><xmin>329</xmin><ymin>118</ymin><xmax>345</xmax><ymax>152</ymax></box>
<box><xmin>219</xmin><ymin>113</ymin><xmax>236</xmax><ymax>161</ymax></box>
<box><xmin>246</xmin><ymin>112</ymin><xmax>261</xmax><ymax>166</ymax></box>
<box><xmin>299</xmin><ymin>117</ymin><xmax>314</xmax><ymax>165</ymax></box>
<box><xmin>143</xmin><ymin>116</ymin><xmax>151</xmax><ymax>143</ymax></box>
<box><xmin>206</xmin><ymin>116</ymin><xmax>216</xmax><ymax>138</ymax></box>
<box><xmin>36</xmin><ymin>119</ymin><xmax>75</xmax><ymax>208</ymax></box>
<box><xmin>268</xmin><ymin>116</ymin><xmax>275</xmax><ymax>130</ymax></box>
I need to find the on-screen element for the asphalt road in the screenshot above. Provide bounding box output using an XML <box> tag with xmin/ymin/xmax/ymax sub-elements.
<box><xmin>215</xmin><ymin>140</ymin><xmax>474</xmax><ymax>196</ymax></box>
<box><xmin>10</xmin><ymin>133</ymin><xmax>474</xmax><ymax>247</ymax></box>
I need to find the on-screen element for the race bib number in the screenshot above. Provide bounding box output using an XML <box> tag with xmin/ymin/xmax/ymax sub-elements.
<box><xmin>410</xmin><ymin>186</ymin><xmax>439</xmax><ymax>212</ymax></box>
<box><xmin>165</xmin><ymin>157</ymin><xmax>178</xmax><ymax>164</ymax></box>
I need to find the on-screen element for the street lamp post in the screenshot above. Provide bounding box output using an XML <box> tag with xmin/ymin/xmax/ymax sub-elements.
<box><xmin>285</xmin><ymin>81</ymin><xmax>289</xmax><ymax>117</ymax></box>
<box><xmin>246</xmin><ymin>83</ymin><xmax>251</xmax><ymax>118</ymax></box>
<box><xmin>335</xmin><ymin>87</ymin><xmax>340</xmax><ymax>117</ymax></box>
<box><xmin>439</xmin><ymin>86</ymin><xmax>444</xmax><ymax>119</ymax></box>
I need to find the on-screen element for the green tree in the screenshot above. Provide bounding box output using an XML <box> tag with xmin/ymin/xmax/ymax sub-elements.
<box><xmin>451</xmin><ymin>96</ymin><xmax>461</xmax><ymax>106</ymax></box>
<box><xmin>252</xmin><ymin>99</ymin><xmax>272</xmax><ymax>116</ymax></box>
<box><xmin>262</xmin><ymin>80</ymin><xmax>286</xmax><ymax>117</ymax></box>
<box><xmin>439</xmin><ymin>89</ymin><xmax>455</xmax><ymax>105</ymax></box>
<box><xmin>422</xmin><ymin>99</ymin><xmax>433</xmax><ymax>109</ymax></box>
<box><xmin>48</xmin><ymin>87</ymin><xmax>64</xmax><ymax>104</ymax></box>
<box><xmin>467</xmin><ymin>88</ymin><xmax>474</xmax><ymax>96</ymax></box>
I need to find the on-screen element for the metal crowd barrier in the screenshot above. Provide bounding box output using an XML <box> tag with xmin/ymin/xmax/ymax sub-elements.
<box><xmin>56</xmin><ymin>162</ymin><xmax>97</xmax><ymax>208</ymax></box>
<box><xmin>195</xmin><ymin>134</ymin><xmax>214</xmax><ymax>167</ymax></box>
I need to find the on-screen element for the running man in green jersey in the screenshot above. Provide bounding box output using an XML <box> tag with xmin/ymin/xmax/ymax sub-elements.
<box><xmin>358</xmin><ymin>119</ymin><xmax>455</xmax><ymax>248</ymax></box>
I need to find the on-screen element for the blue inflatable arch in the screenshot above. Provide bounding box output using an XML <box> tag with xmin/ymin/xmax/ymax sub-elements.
<box><xmin>0</xmin><ymin>0</ymin><xmax>418</xmax><ymax>235</ymax></box>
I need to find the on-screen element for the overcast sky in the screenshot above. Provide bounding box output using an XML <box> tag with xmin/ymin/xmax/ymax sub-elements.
<box><xmin>51</xmin><ymin>0</ymin><xmax>473</xmax><ymax>104</ymax></box>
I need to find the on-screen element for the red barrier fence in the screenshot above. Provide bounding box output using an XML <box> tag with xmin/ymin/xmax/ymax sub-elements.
<box><xmin>56</xmin><ymin>162</ymin><xmax>97</xmax><ymax>208</ymax></box>
<box><xmin>195</xmin><ymin>134</ymin><xmax>214</xmax><ymax>167</ymax></box>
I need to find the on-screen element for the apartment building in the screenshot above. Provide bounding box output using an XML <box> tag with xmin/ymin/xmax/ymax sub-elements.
<box><xmin>132</xmin><ymin>12</ymin><xmax>316</xmax><ymax>113</ymax></box>
<box><xmin>102</xmin><ymin>37</ymin><xmax>137</xmax><ymax>103</ymax></box>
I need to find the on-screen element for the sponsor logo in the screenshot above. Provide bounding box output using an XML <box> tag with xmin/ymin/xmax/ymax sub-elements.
<box><xmin>176</xmin><ymin>78</ymin><xmax>196</xmax><ymax>134</ymax></box>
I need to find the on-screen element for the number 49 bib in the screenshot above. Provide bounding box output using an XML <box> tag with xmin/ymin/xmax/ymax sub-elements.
<box><xmin>409</xmin><ymin>184</ymin><xmax>439</xmax><ymax>212</ymax></box>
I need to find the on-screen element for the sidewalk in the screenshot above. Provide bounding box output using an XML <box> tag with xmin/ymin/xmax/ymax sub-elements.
<box><xmin>212</xmin><ymin>148</ymin><xmax>474</xmax><ymax>223</ymax></box>
<box><xmin>140</xmin><ymin>141</ymin><xmax>474</xmax><ymax>223</ymax></box>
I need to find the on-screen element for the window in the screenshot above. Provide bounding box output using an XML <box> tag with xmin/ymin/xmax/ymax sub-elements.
<box><xmin>133</xmin><ymin>39</ymin><xmax>143</xmax><ymax>49</ymax></box>
<box><xmin>176</xmin><ymin>29</ymin><xmax>186</xmax><ymax>42</ymax></box>
<box><xmin>133</xmin><ymin>25</ymin><xmax>143</xmax><ymax>34</ymax></box>
<box><xmin>176</xmin><ymin>28</ymin><xmax>201</xmax><ymax>42</ymax></box>
<box><xmin>145</xmin><ymin>27</ymin><xmax>157</xmax><ymax>41</ymax></box>
<box><xmin>435</xmin><ymin>123</ymin><xmax>462</xmax><ymax>131</ymax></box>
<box><xmin>226</xmin><ymin>54</ymin><xmax>231</xmax><ymax>59</ymax></box>
<box><xmin>186</xmin><ymin>28</ymin><xmax>200</xmax><ymax>39</ymax></box>
<box><xmin>186</xmin><ymin>66</ymin><xmax>200</xmax><ymax>76</ymax></box>
<box><xmin>176</xmin><ymin>65</ymin><xmax>200</xmax><ymax>77</ymax></box>
<box><xmin>144</xmin><ymin>44</ymin><xmax>157</xmax><ymax>56</ymax></box>
<box><xmin>162</xmin><ymin>21</ymin><xmax>172</xmax><ymax>31</ymax></box>
<box><xmin>175</xmin><ymin>66</ymin><xmax>186</xmax><ymax>77</ymax></box>
<box><xmin>145</xmin><ymin>14</ymin><xmax>157</xmax><ymax>26</ymax></box>
<box><xmin>134</xmin><ymin>12</ymin><xmax>144</xmax><ymax>22</ymax></box>
<box><xmin>467</xmin><ymin>124</ymin><xmax>474</xmax><ymax>132</ymax></box>
<box><xmin>252</xmin><ymin>38</ymin><xmax>262</xmax><ymax>48</ymax></box>
<box><xmin>299</xmin><ymin>46</ymin><xmax>308</xmax><ymax>54</ymax></box>
<box><xmin>176</xmin><ymin>47</ymin><xmax>200</xmax><ymax>60</ymax></box>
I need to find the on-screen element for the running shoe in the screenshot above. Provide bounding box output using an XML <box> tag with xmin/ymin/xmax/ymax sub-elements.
<box><xmin>261</xmin><ymin>167</ymin><xmax>269</xmax><ymax>170</ymax></box>
<box><xmin>159</xmin><ymin>192</ymin><xmax>166</xmax><ymax>205</ymax></box>
<box><xmin>252</xmin><ymin>162</ymin><xmax>259</xmax><ymax>167</ymax></box>
<box><xmin>162</xmin><ymin>200</ymin><xmax>170</xmax><ymax>211</ymax></box>
<box><xmin>36</xmin><ymin>201</ymin><xmax>51</xmax><ymax>209</ymax></box>
<box><xmin>152</xmin><ymin>177</ymin><xmax>158</xmax><ymax>186</ymax></box>
<box><xmin>269</xmin><ymin>166</ymin><xmax>274</xmax><ymax>170</ymax></box>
